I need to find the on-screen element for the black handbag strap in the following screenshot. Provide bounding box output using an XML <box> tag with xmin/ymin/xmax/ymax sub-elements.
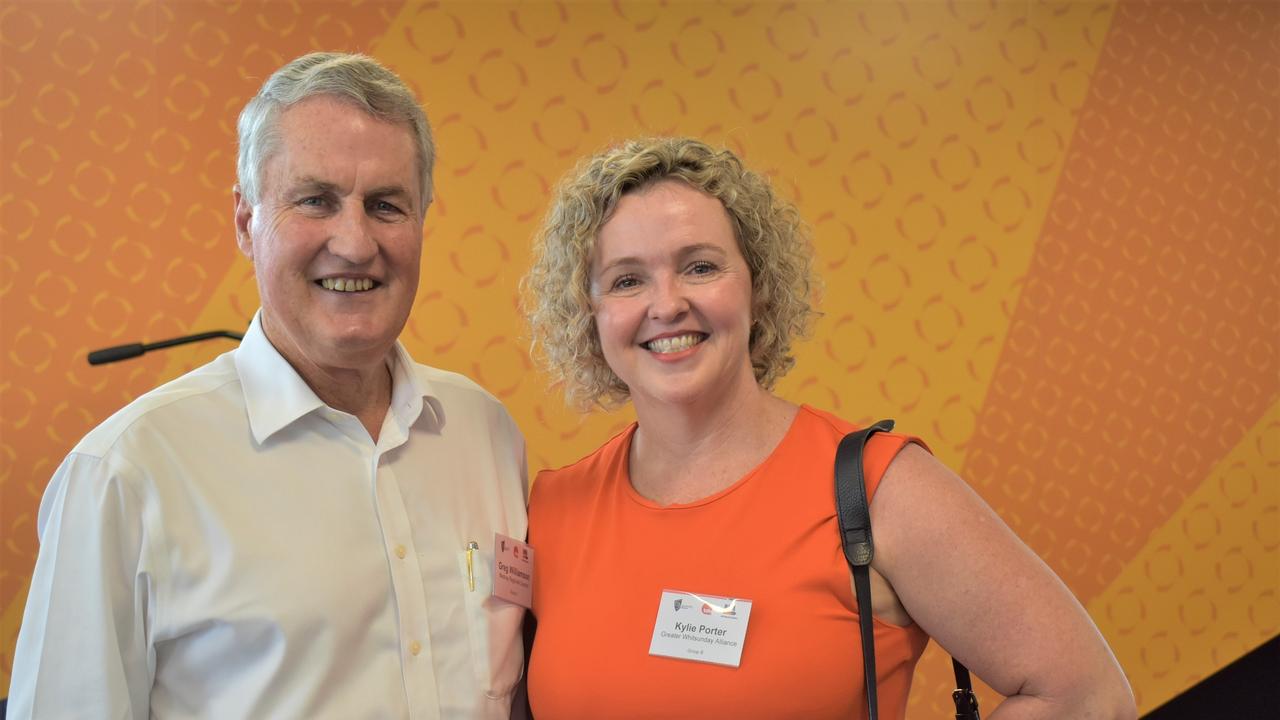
<box><xmin>835</xmin><ymin>419</ymin><xmax>981</xmax><ymax>720</ymax></box>
<box><xmin>952</xmin><ymin>661</ymin><xmax>980</xmax><ymax>720</ymax></box>
<box><xmin>835</xmin><ymin>420</ymin><xmax>889</xmax><ymax>719</ymax></box>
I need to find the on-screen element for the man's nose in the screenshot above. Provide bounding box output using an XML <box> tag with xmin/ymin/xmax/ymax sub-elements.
<box><xmin>326</xmin><ymin>204</ymin><xmax>378</xmax><ymax>263</ymax></box>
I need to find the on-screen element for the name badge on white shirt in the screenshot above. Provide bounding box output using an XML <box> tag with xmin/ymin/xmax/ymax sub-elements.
<box><xmin>492</xmin><ymin>532</ymin><xmax>534</xmax><ymax>608</ymax></box>
<box><xmin>649</xmin><ymin>589</ymin><xmax>753</xmax><ymax>667</ymax></box>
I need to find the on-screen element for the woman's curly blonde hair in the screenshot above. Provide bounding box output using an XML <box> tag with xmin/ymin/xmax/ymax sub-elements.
<box><xmin>523</xmin><ymin>137</ymin><xmax>817</xmax><ymax>410</ymax></box>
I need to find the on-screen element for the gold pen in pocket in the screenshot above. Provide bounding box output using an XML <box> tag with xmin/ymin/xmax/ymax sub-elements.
<box><xmin>465</xmin><ymin>541</ymin><xmax>479</xmax><ymax>591</ymax></box>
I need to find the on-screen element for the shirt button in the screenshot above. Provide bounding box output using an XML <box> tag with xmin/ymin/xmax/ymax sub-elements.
<box><xmin>410</xmin><ymin>640</ymin><xmax>422</xmax><ymax>656</ymax></box>
<box><xmin>395</xmin><ymin>545</ymin><xmax>407</xmax><ymax>559</ymax></box>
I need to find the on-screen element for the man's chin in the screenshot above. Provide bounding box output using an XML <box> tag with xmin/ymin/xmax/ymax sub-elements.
<box><xmin>321</xmin><ymin>331</ymin><xmax>397</xmax><ymax>365</ymax></box>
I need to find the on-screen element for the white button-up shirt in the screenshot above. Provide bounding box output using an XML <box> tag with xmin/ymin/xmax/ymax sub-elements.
<box><xmin>9</xmin><ymin>313</ymin><xmax>528</xmax><ymax>719</ymax></box>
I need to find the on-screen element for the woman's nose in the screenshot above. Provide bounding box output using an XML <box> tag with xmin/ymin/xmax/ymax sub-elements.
<box><xmin>648</xmin><ymin>275</ymin><xmax>690</xmax><ymax>321</ymax></box>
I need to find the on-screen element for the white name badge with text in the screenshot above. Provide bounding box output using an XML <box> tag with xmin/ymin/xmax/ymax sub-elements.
<box><xmin>492</xmin><ymin>532</ymin><xmax>534</xmax><ymax>608</ymax></box>
<box><xmin>649</xmin><ymin>589</ymin><xmax>753</xmax><ymax>667</ymax></box>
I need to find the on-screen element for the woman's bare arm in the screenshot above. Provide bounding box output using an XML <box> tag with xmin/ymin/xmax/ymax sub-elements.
<box><xmin>871</xmin><ymin>444</ymin><xmax>1137</xmax><ymax>719</ymax></box>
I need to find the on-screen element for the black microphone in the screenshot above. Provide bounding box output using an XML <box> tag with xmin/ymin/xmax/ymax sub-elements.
<box><xmin>88</xmin><ymin>330</ymin><xmax>244</xmax><ymax>365</ymax></box>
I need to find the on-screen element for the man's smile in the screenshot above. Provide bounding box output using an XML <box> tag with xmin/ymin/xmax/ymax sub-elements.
<box><xmin>317</xmin><ymin>277</ymin><xmax>378</xmax><ymax>292</ymax></box>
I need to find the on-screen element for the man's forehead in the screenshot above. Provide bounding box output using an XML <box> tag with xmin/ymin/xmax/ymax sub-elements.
<box><xmin>275</xmin><ymin>95</ymin><xmax>414</xmax><ymax>142</ymax></box>
<box><xmin>262</xmin><ymin>98</ymin><xmax>421</xmax><ymax>196</ymax></box>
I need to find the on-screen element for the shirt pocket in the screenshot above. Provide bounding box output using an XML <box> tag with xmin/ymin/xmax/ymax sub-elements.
<box><xmin>457</xmin><ymin>548</ymin><xmax>525</xmax><ymax>699</ymax></box>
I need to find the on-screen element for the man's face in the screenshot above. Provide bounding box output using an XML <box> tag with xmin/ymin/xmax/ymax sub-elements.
<box><xmin>234</xmin><ymin>95</ymin><xmax>426</xmax><ymax>378</ymax></box>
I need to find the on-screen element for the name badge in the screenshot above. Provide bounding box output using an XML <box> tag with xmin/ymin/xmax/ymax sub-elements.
<box><xmin>649</xmin><ymin>589</ymin><xmax>753</xmax><ymax>667</ymax></box>
<box><xmin>492</xmin><ymin>532</ymin><xmax>534</xmax><ymax>609</ymax></box>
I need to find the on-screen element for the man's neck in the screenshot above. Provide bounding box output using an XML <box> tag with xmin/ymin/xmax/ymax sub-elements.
<box><xmin>307</xmin><ymin>362</ymin><xmax>394</xmax><ymax>442</ymax></box>
<box><xmin>260</xmin><ymin>320</ymin><xmax>396</xmax><ymax>443</ymax></box>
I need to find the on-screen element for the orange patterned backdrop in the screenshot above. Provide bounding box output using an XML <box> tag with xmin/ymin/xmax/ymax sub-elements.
<box><xmin>1</xmin><ymin>1</ymin><xmax>1276</xmax><ymax>715</ymax></box>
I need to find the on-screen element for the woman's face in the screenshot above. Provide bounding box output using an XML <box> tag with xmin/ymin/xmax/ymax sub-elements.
<box><xmin>589</xmin><ymin>180</ymin><xmax>757</xmax><ymax>410</ymax></box>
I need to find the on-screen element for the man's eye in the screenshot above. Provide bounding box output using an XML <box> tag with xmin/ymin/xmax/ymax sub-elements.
<box><xmin>370</xmin><ymin>200</ymin><xmax>407</xmax><ymax>217</ymax></box>
<box><xmin>298</xmin><ymin>196</ymin><xmax>328</xmax><ymax>208</ymax></box>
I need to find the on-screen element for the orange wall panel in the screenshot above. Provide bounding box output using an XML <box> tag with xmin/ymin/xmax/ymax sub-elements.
<box><xmin>1</xmin><ymin>2</ymin><xmax>1276</xmax><ymax>715</ymax></box>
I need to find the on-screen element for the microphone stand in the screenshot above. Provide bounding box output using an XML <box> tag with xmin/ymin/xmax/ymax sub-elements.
<box><xmin>88</xmin><ymin>331</ymin><xmax>244</xmax><ymax>365</ymax></box>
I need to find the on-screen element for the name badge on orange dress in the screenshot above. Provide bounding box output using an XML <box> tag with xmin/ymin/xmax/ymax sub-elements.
<box><xmin>649</xmin><ymin>589</ymin><xmax>753</xmax><ymax>667</ymax></box>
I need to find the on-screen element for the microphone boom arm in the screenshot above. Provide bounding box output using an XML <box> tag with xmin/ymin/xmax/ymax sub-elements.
<box><xmin>88</xmin><ymin>330</ymin><xmax>244</xmax><ymax>365</ymax></box>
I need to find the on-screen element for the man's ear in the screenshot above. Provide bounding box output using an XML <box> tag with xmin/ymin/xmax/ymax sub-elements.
<box><xmin>233</xmin><ymin>185</ymin><xmax>254</xmax><ymax>260</ymax></box>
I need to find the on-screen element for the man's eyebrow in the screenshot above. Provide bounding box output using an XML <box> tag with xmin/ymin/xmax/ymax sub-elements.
<box><xmin>365</xmin><ymin>184</ymin><xmax>413</xmax><ymax>200</ymax></box>
<box><xmin>285</xmin><ymin>179</ymin><xmax>414</xmax><ymax>204</ymax></box>
<box><xmin>288</xmin><ymin>177</ymin><xmax>340</xmax><ymax>195</ymax></box>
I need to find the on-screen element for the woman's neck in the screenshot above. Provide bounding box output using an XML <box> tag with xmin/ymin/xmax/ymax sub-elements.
<box><xmin>628</xmin><ymin>386</ymin><xmax>798</xmax><ymax>505</ymax></box>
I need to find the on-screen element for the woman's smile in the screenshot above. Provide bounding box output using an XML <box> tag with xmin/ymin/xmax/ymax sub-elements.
<box><xmin>641</xmin><ymin>332</ymin><xmax>707</xmax><ymax>354</ymax></box>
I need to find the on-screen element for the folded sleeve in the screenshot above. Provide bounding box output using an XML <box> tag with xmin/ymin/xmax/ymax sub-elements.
<box><xmin>8</xmin><ymin>451</ymin><xmax>158</xmax><ymax>719</ymax></box>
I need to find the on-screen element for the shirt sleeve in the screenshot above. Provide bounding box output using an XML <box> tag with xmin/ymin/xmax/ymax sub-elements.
<box><xmin>8</xmin><ymin>451</ymin><xmax>158</xmax><ymax>718</ymax></box>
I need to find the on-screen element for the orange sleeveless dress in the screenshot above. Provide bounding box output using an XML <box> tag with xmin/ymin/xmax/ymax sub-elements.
<box><xmin>527</xmin><ymin>405</ymin><xmax>930</xmax><ymax>719</ymax></box>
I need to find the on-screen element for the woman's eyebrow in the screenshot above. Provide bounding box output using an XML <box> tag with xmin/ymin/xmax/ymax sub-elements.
<box><xmin>676</xmin><ymin>243</ymin><xmax>729</xmax><ymax>259</ymax></box>
<box><xmin>594</xmin><ymin>256</ymin><xmax>642</xmax><ymax>275</ymax></box>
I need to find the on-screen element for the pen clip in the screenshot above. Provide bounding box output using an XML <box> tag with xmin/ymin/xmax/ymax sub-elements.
<box><xmin>465</xmin><ymin>541</ymin><xmax>479</xmax><ymax>592</ymax></box>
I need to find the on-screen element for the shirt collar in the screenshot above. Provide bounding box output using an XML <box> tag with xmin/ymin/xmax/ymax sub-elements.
<box><xmin>386</xmin><ymin>339</ymin><xmax>443</xmax><ymax>435</ymax></box>
<box><xmin>236</xmin><ymin>311</ymin><xmax>441</xmax><ymax>444</ymax></box>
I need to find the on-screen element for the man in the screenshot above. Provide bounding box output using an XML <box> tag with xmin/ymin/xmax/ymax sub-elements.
<box><xmin>9</xmin><ymin>53</ymin><xmax>528</xmax><ymax>719</ymax></box>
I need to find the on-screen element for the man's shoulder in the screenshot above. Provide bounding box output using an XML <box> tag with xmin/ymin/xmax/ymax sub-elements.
<box><xmin>409</xmin><ymin>361</ymin><xmax>518</xmax><ymax>420</ymax></box>
<box><xmin>74</xmin><ymin>352</ymin><xmax>242</xmax><ymax>459</ymax></box>
<box><xmin>413</xmin><ymin>362</ymin><xmax>497</xmax><ymax>401</ymax></box>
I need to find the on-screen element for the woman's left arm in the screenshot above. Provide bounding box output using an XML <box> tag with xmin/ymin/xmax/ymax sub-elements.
<box><xmin>871</xmin><ymin>443</ymin><xmax>1138</xmax><ymax>720</ymax></box>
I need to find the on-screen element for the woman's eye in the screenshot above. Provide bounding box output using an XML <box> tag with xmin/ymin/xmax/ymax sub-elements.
<box><xmin>612</xmin><ymin>275</ymin><xmax>639</xmax><ymax>291</ymax></box>
<box><xmin>689</xmin><ymin>261</ymin><xmax>717</xmax><ymax>275</ymax></box>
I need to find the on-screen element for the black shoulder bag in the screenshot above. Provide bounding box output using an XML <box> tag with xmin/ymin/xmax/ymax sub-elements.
<box><xmin>835</xmin><ymin>419</ymin><xmax>981</xmax><ymax>720</ymax></box>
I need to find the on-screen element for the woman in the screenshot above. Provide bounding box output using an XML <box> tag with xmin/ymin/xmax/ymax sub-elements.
<box><xmin>522</xmin><ymin>137</ymin><xmax>1135</xmax><ymax>719</ymax></box>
